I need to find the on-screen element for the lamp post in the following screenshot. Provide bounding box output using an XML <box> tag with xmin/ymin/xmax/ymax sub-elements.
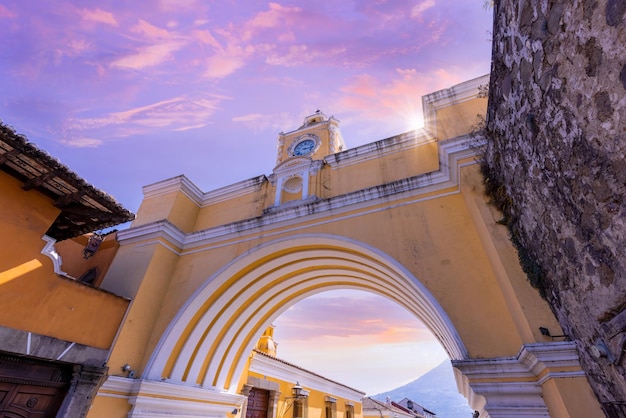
<box><xmin>279</xmin><ymin>382</ymin><xmax>307</xmax><ymax>418</ymax></box>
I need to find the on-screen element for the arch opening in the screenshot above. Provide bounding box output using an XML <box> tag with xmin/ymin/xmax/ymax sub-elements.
<box><xmin>272</xmin><ymin>289</ymin><xmax>459</xmax><ymax>399</ymax></box>
<box><xmin>144</xmin><ymin>235</ymin><xmax>466</xmax><ymax>393</ymax></box>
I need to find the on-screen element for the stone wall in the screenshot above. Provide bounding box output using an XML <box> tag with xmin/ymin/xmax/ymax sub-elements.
<box><xmin>484</xmin><ymin>0</ymin><xmax>626</xmax><ymax>413</ymax></box>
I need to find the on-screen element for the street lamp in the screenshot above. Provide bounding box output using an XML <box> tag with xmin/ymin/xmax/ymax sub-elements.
<box><xmin>280</xmin><ymin>382</ymin><xmax>308</xmax><ymax>418</ymax></box>
<box><xmin>291</xmin><ymin>382</ymin><xmax>304</xmax><ymax>398</ymax></box>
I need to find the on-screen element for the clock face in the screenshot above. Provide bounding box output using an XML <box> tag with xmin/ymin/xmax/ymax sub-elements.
<box><xmin>293</xmin><ymin>139</ymin><xmax>316</xmax><ymax>156</ymax></box>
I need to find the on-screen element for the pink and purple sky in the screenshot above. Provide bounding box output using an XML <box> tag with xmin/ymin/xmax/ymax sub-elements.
<box><xmin>1</xmin><ymin>1</ymin><xmax>492</xmax><ymax>394</ymax></box>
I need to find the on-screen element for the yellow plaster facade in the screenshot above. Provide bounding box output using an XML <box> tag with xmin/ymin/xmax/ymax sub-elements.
<box><xmin>0</xmin><ymin>171</ymin><xmax>129</xmax><ymax>350</ymax></box>
<box><xmin>238</xmin><ymin>326</ymin><xmax>364</xmax><ymax>418</ymax></box>
<box><xmin>0</xmin><ymin>126</ymin><xmax>134</xmax><ymax>417</ymax></box>
<box><xmin>92</xmin><ymin>76</ymin><xmax>603</xmax><ymax>418</ymax></box>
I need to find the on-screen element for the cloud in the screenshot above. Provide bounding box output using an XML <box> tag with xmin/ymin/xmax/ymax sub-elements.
<box><xmin>194</xmin><ymin>29</ymin><xmax>222</xmax><ymax>49</ymax></box>
<box><xmin>411</xmin><ymin>0</ymin><xmax>436</xmax><ymax>21</ymax></box>
<box><xmin>240</xmin><ymin>2</ymin><xmax>302</xmax><ymax>42</ymax></box>
<box><xmin>232</xmin><ymin>112</ymin><xmax>299</xmax><ymax>135</ymax></box>
<box><xmin>111</xmin><ymin>41</ymin><xmax>186</xmax><ymax>70</ymax></box>
<box><xmin>272</xmin><ymin>290</ymin><xmax>448</xmax><ymax>394</ymax></box>
<box><xmin>58</xmin><ymin>137</ymin><xmax>102</xmax><ymax>148</ymax></box>
<box><xmin>333</xmin><ymin>67</ymin><xmax>469</xmax><ymax>135</ymax></box>
<box><xmin>79</xmin><ymin>8</ymin><xmax>118</xmax><ymax>26</ymax></box>
<box><xmin>232</xmin><ymin>113</ymin><xmax>265</xmax><ymax>123</ymax></box>
<box><xmin>265</xmin><ymin>45</ymin><xmax>347</xmax><ymax>67</ymax></box>
<box><xmin>0</xmin><ymin>4</ymin><xmax>16</xmax><ymax>18</ymax></box>
<box><xmin>204</xmin><ymin>46</ymin><xmax>251</xmax><ymax>78</ymax></box>
<box><xmin>198</xmin><ymin>3</ymin><xmax>304</xmax><ymax>78</ymax></box>
<box><xmin>60</xmin><ymin>95</ymin><xmax>225</xmax><ymax>146</ymax></box>
<box><xmin>130</xmin><ymin>19</ymin><xmax>172</xmax><ymax>39</ymax></box>
<box><xmin>160</xmin><ymin>0</ymin><xmax>198</xmax><ymax>12</ymax></box>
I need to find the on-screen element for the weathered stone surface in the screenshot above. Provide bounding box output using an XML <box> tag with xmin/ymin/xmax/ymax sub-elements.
<box><xmin>606</xmin><ymin>0</ymin><xmax>626</xmax><ymax>26</ymax></box>
<box><xmin>584</xmin><ymin>38</ymin><xmax>603</xmax><ymax>76</ymax></box>
<box><xmin>595</xmin><ymin>91</ymin><xmax>614</xmax><ymax>121</ymax></box>
<box><xmin>485</xmin><ymin>0</ymin><xmax>626</xmax><ymax>412</ymax></box>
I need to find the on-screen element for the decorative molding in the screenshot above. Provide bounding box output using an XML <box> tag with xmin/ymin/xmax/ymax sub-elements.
<box><xmin>272</xmin><ymin>157</ymin><xmax>314</xmax><ymax>179</ymax></box>
<box><xmin>246</xmin><ymin>376</ymin><xmax>280</xmax><ymax>392</ymax></box>
<box><xmin>99</xmin><ymin>377</ymin><xmax>246</xmax><ymax>417</ymax></box>
<box><xmin>142</xmin><ymin>174</ymin><xmax>268</xmax><ymax>207</ymax></box>
<box><xmin>422</xmin><ymin>74</ymin><xmax>490</xmax><ymax>138</ymax></box>
<box><xmin>40</xmin><ymin>235</ymin><xmax>73</xmax><ymax>278</ymax></box>
<box><xmin>141</xmin><ymin>233</ymin><xmax>467</xmax><ymax>393</ymax></box>
<box><xmin>286</xmin><ymin>134</ymin><xmax>321</xmax><ymax>157</ymax></box>
<box><xmin>99</xmin><ymin>375</ymin><xmax>134</xmax><ymax>398</ymax></box>
<box><xmin>117</xmin><ymin>219</ymin><xmax>186</xmax><ymax>249</ymax></box>
<box><xmin>282</xmin><ymin>175</ymin><xmax>303</xmax><ymax>193</ymax></box>
<box><xmin>452</xmin><ymin>341</ymin><xmax>584</xmax><ymax>417</ymax></box>
<box><xmin>142</xmin><ymin>175</ymin><xmax>205</xmax><ymax>205</ymax></box>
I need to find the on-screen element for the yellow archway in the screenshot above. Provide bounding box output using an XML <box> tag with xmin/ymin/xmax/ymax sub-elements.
<box><xmin>92</xmin><ymin>78</ymin><xmax>603</xmax><ymax>418</ymax></box>
<box><xmin>144</xmin><ymin>234</ymin><xmax>466</xmax><ymax>392</ymax></box>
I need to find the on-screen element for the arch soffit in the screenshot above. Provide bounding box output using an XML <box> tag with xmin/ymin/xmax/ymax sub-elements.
<box><xmin>144</xmin><ymin>234</ymin><xmax>468</xmax><ymax>392</ymax></box>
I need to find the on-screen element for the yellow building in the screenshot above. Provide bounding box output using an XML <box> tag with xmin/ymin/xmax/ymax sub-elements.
<box><xmin>0</xmin><ymin>124</ymin><xmax>134</xmax><ymax>416</ymax></box>
<box><xmin>28</xmin><ymin>76</ymin><xmax>603</xmax><ymax>417</ymax></box>
<box><xmin>243</xmin><ymin>326</ymin><xmax>364</xmax><ymax>418</ymax></box>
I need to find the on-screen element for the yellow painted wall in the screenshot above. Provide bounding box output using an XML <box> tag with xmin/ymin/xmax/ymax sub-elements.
<box><xmin>194</xmin><ymin>184</ymin><xmax>271</xmax><ymax>231</ymax></box>
<box><xmin>541</xmin><ymin>376</ymin><xmax>604</xmax><ymax>417</ymax></box>
<box><xmin>459</xmin><ymin>164</ymin><xmax>563</xmax><ymax>343</ymax></box>
<box><xmin>0</xmin><ymin>171</ymin><xmax>129</xmax><ymax>349</ymax></box>
<box><xmin>106</xmin><ymin>177</ymin><xmax>528</xmax><ymax>378</ymax></box>
<box><xmin>133</xmin><ymin>189</ymin><xmax>199</xmax><ymax>232</ymax></box>
<box><xmin>247</xmin><ymin>367</ymin><xmax>362</xmax><ymax>418</ymax></box>
<box><xmin>435</xmin><ymin>97</ymin><xmax>487</xmax><ymax>141</ymax></box>
<box><xmin>87</xmin><ymin>395</ymin><xmax>131</xmax><ymax>418</ymax></box>
<box><xmin>106</xmin><ymin>243</ymin><xmax>182</xmax><ymax>373</ymax></box>
<box><xmin>319</xmin><ymin>140</ymin><xmax>439</xmax><ymax>200</ymax></box>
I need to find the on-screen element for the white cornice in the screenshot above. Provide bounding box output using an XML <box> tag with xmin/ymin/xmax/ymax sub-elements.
<box><xmin>453</xmin><ymin>341</ymin><xmax>583</xmax><ymax>381</ymax></box>
<box><xmin>142</xmin><ymin>174</ymin><xmax>268</xmax><ymax>207</ymax></box>
<box><xmin>518</xmin><ymin>341</ymin><xmax>586</xmax><ymax>383</ymax></box>
<box><xmin>117</xmin><ymin>219</ymin><xmax>185</xmax><ymax>248</ymax></box>
<box><xmin>249</xmin><ymin>353</ymin><xmax>365</xmax><ymax>401</ymax></box>
<box><xmin>323</xmin><ymin>129</ymin><xmax>435</xmax><ymax>170</ymax></box>
<box><xmin>132</xmin><ymin>378</ymin><xmax>244</xmax><ymax>401</ymax></box>
<box><xmin>99</xmin><ymin>376</ymin><xmax>246</xmax><ymax>416</ymax></box>
<box><xmin>422</xmin><ymin>74</ymin><xmax>489</xmax><ymax>137</ymax></box>
<box><xmin>142</xmin><ymin>175</ymin><xmax>205</xmax><ymax>205</ymax></box>
<box><xmin>40</xmin><ymin>235</ymin><xmax>74</xmax><ymax>279</ymax></box>
<box><xmin>452</xmin><ymin>341</ymin><xmax>585</xmax><ymax>414</ymax></box>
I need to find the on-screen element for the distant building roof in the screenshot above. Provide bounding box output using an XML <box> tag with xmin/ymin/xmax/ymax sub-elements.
<box><xmin>0</xmin><ymin>123</ymin><xmax>134</xmax><ymax>240</ymax></box>
<box><xmin>362</xmin><ymin>397</ymin><xmax>414</xmax><ymax>418</ymax></box>
<box><xmin>395</xmin><ymin>398</ymin><xmax>436</xmax><ymax>417</ymax></box>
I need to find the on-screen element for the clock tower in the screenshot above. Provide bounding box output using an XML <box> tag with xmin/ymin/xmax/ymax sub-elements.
<box><xmin>270</xmin><ymin>111</ymin><xmax>345</xmax><ymax>208</ymax></box>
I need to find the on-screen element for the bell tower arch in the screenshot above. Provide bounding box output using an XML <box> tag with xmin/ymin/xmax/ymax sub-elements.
<box><xmin>271</xmin><ymin>111</ymin><xmax>344</xmax><ymax>207</ymax></box>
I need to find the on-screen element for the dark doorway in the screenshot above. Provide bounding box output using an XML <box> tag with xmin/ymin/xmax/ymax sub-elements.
<box><xmin>246</xmin><ymin>388</ymin><xmax>269</xmax><ymax>418</ymax></box>
<box><xmin>0</xmin><ymin>353</ymin><xmax>72</xmax><ymax>417</ymax></box>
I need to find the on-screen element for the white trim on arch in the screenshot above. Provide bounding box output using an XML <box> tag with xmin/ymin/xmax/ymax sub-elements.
<box><xmin>142</xmin><ymin>234</ymin><xmax>467</xmax><ymax>393</ymax></box>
